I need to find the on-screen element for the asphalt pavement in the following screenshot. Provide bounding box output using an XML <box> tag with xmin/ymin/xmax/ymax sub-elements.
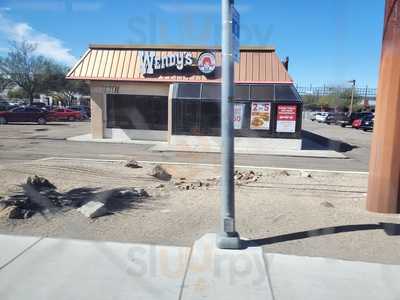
<box><xmin>0</xmin><ymin>119</ymin><xmax>372</xmax><ymax>171</ymax></box>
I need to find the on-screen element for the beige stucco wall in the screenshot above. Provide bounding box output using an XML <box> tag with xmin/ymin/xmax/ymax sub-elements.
<box><xmin>89</xmin><ymin>81</ymin><xmax>170</xmax><ymax>139</ymax></box>
<box><xmin>90</xmin><ymin>86</ymin><xmax>105</xmax><ymax>139</ymax></box>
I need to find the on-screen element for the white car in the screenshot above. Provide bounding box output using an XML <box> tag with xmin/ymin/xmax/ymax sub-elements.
<box><xmin>315</xmin><ymin>112</ymin><xmax>329</xmax><ymax>123</ymax></box>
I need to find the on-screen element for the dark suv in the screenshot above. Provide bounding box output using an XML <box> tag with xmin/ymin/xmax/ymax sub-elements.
<box><xmin>336</xmin><ymin>112</ymin><xmax>374</xmax><ymax>127</ymax></box>
<box><xmin>0</xmin><ymin>106</ymin><xmax>51</xmax><ymax>125</ymax></box>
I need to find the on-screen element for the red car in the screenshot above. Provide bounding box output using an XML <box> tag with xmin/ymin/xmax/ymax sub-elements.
<box><xmin>352</xmin><ymin>118</ymin><xmax>363</xmax><ymax>129</ymax></box>
<box><xmin>0</xmin><ymin>107</ymin><xmax>50</xmax><ymax>125</ymax></box>
<box><xmin>50</xmin><ymin>108</ymin><xmax>82</xmax><ymax>121</ymax></box>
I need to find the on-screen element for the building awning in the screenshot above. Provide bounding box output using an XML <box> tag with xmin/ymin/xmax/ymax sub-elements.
<box><xmin>67</xmin><ymin>44</ymin><xmax>293</xmax><ymax>84</ymax></box>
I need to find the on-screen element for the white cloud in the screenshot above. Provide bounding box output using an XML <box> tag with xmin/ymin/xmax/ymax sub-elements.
<box><xmin>0</xmin><ymin>12</ymin><xmax>77</xmax><ymax>66</ymax></box>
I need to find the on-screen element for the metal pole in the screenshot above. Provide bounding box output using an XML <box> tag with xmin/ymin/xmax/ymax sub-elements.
<box><xmin>349</xmin><ymin>80</ymin><xmax>355</xmax><ymax>113</ymax></box>
<box><xmin>367</xmin><ymin>0</ymin><xmax>400</xmax><ymax>213</ymax></box>
<box><xmin>217</xmin><ymin>0</ymin><xmax>241</xmax><ymax>249</ymax></box>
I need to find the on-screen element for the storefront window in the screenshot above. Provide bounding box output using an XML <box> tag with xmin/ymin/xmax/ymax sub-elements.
<box><xmin>201</xmin><ymin>84</ymin><xmax>221</xmax><ymax>100</ymax></box>
<box><xmin>176</xmin><ymin>84</ymin><xmax>201</xmax><ymax>99</ymax></box>
<box><xmin>234</xmin><ymin>85</ymin><xmax>250</xmax><ymax>100</ymax></box>
<box><xmin>200</xmin><ymin>100</ymin><xmax>220</xmax><ymax>135</ymax></box>
<box><xmin>173</xmin><ymin>99</ymin><xmax>200</xmax><ymax>135</ymax></box>
<box><xmin>275</xmin><ymin>85</ymin><xmax>298</xmax><ymax>100</ymax></box>
<box><xmin>250</xmin><ymin>85</ymin><xmax>274</xmax><ymax>100</ymax></box>
<box><xmin>107</xmin><ymin>94</ymin><xmax>168</xmax><ymax>130</ymax></box>
<box><xmin>172</xmin><ymin>82</ymin><xmax>302</xmax><ymax>138</ymax></box>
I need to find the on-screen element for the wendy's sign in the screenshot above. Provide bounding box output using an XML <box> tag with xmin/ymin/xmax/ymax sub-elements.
<box><xmin>139</xmin><ymin>51</ymin><xmax>216</xmax><ymax>75</ymax></box>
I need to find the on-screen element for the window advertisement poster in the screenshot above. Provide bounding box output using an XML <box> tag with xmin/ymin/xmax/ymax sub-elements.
<box><xmin>233</xmin><ymin>103</ymin><xmax>245</xmax><ymax>129</ymax></box>
<box><xmin>276</xmin><ymin>105</ymin><xmax>297</xmax><ymax>133</ymax></box>
<box><xmin>250</xmin><ymin>102</ymin><xmax>271</xmax><ymax>130</ymax></box>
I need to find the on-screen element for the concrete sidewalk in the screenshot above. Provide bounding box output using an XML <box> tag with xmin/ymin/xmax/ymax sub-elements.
<box><xmin>1</xmin><ymin>233</ymin><xmax>399</xmax><ymax>299</ymax></box>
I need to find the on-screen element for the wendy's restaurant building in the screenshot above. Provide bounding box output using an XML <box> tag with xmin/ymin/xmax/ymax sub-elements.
<box><xmin>67</xmin><ymin>45</ymin><xmax>303</xmax><ymax>151</ymax></box>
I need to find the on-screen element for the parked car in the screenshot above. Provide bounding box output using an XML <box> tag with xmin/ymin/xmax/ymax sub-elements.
<box><xmin>325</xmin><ymin>113</ymin><xmax>337</xmax><ymax>125</ymax></box>
<box><xmin>0</xmin><ymin>100</ymin><xmax>10</xmax><ymax>111</ymax></box>
<box><xmin>50</xmin><ymin>108</ymin><xmax>82</xmax><ymax>121</ymax></box>
<box><xmin>310</xmin><ymin>112</ymin><xmax>318</xmax><ymax>121</ymax></box>
<box><xmin>360</xmin><ymin>116</ymin><xmax>374</xmax><ymax>132</ymax></box>
<box><xmin>0</xmin><ymin>106</ymin><xmax>52</xmax><ymax>125</ymax></box>
<box><xmin>315</xmin><ymin>112</ymin><xmax>329</xmax><ymax>123</ymax></box>
<box><xmin>352</xmin><ymin>118</ymin><xmax>363</xmax><ymax>129</ymax></box>
<box><xmin>352</xmin><ymin>113</ymin><xmax>374</xmax><ymax>129</ymax></box>
<box><xmin>336</xmin><ymin>112</ymin><xmax>373</xmax><ymax>127</ymax></box>
<box><xmin>31</xmin><ymin>102</ymin><xmax>47</xmax><ymax>109</ymax></box>
<box><xmin>69</xmin><ymin>106</ymin><xmax>90</xmax><ymax>119</ymax></box>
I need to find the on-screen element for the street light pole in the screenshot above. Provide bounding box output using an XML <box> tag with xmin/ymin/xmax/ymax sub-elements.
<box><xmin>349</xmin><ymin>79</ymin><xmax>356</xmax><ymax>113</ymax></box>
<box><xmin>217</xmin><ymin>0</ymin><xmax>241</xmax><ymax>249</ymax></box>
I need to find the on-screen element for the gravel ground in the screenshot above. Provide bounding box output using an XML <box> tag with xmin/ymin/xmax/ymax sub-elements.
<box><xmin>1</xmin><ymin>158</ymin><xmax>399</xmax><ymax>264</ymax></box>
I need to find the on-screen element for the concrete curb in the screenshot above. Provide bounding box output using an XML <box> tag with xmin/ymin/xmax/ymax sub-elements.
<box><xmin>150</xmin><ymin>144</ymin><xmax>347</xmax><ymax>159</ymax></box>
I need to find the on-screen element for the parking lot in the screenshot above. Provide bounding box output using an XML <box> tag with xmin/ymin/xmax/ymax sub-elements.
<box><xmin>0</xmin><ymin>119</ymin><xmax>372</xmax><ymax>171</ymax></box>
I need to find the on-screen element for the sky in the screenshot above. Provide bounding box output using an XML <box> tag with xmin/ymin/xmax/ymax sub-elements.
<box><xmin>0</xmin><ymin>0</ymin><xmax>385</xmax><ymax>87</ymax></box>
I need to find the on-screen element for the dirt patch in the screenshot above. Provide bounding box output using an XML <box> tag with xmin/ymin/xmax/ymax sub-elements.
<box><xmin>3</xmin><ymin>159</ymin><xmax>400</xmax><ymax>264</ymax></box>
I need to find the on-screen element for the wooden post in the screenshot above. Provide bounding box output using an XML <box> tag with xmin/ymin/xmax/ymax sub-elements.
<box><xmin>367</xmin><ymin>0</ymin><xmax>400</xmax><ymax>213</ymax></box>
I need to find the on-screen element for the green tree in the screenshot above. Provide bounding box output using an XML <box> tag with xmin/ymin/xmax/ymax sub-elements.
<box><xmin>0</xmin><ymin>41</ymin><xmax>60</xmax><ymax>105</ymax></box>
<box><xmin>0</xmin><ymin>74</ymin><xmax>10</xmax><ymax>93</ymax></box>
<box><xmin>313</xmin><ymin>87</ymin><xmax>362</xmax><ymax>112</ymax></box>
<box><xmin>302</xmin><ymin>94</ymin><xmax>320</xmax><ymax>110</ymax></box>
<box><xmin>46</xmin><ymin>65</ymin><xmax>89</xmax><ymax>106</ymax></box>
<box><xmin>7</xmin><ymin>87</ymin><xmax>28</xmax><ymax>100</ymax></box>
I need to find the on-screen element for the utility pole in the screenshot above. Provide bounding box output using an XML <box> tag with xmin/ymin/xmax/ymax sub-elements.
<box><xmin>217</xmin><ymin>0</ymin><xmax>241</xmax><ymax>249</ymax></box>
<box><xmin>367</xmin><ymin>0</ymin><xmax>400</xmax><ymax>213</ymax></box>
<box><xmin>348</xmin><ymin>79</ymin><xmax>356</xmax><ymax>113</ymax></box>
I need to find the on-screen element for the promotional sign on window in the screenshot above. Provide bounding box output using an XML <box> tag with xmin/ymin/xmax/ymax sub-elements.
<box><xmin>276</xmin><ymin>105</ymin><xmax>297</xmax><ymax>133</ymax></box>
<box><xmin>250</xmin><ymin>102</ymin><xmax>271</xmax><ymax>130</ymax></box>
<box><xmin>233</xmin><ymin>103</ymin><xmax>245</xmax><ymax>129</ymax></box>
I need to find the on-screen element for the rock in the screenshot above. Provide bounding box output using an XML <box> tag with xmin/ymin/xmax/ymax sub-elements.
<box><xmin>150</xmin><ymin>165</ymin><xmax>172</xmax><ymax>181</ymax></box>
<box><xmin>134</xmin><ymin>188</ymin><xmax>149</xmax><ymax>197</ymax></box>
<box><xmin>280</xmin><ymin>170</ymin><xmax>290</xmax><ymax>176</ymax></box>
<box><xmin>0</xmin><ymin>206</ymin><xmax>34</xmax><ymax>219</ymax></box>
<box><xmin>249</xmin><ymin>177</ymin><xmax>258</xmax><ymax>183</ymax></box>
<box><xmin>77</xmin><ymin>201</ymin><xmax>108</xmax><ymax>218</ymax></box>
<box><xmin>195</xmin><ymin>181</ymin><xmax>203</xmax><ymax>188</ymax></box>
<box><xmin>301</xmin><ymin>171</ymin><xmax>312</xmax><ymax>178</ymax></box>
<box><xmin>116</xmin><ymin>189</ymin><xmax>137</xmax><ymax>198</ymax></box>
<box><xmin>321</xmin><ymin>201</ymin><xmax>335</xmax><ymax>208</ymax></box>
<box><xmin>0</xmin><ymin>206</ymin><xmax>15</xmax><ymax>218</ymax></box>
<box><xmin>27</xmin><ymin>175</ymin><xmax>56</xmax><ymax>190</ymax></box>
<box><xmin>116</xmin><ymin>188</ymin><xmax>149</xmax><ymax>198</ymax></box>
<box><xmin>125</xmin><ymin>159</ymin><xmax>142</xmax><ymax>169</ymax></box>
<box><xmin>156</xmin><ymin>184</ymin><xmax>165</xmax><ymax>188</ymax></box>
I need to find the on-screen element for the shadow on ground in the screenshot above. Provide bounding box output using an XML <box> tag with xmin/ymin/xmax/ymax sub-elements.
<box><xmin>245</xmin><ymin>223</ymin><xmax>400</xmax><ymax>248</ymax></box>
<box><xmin>302</xmin><ymin>130</ymin><xmax>358</xmax><ymax>152</ymax></box>
<box><xmin>1</xmin><ymin>184</ymin><xmax>152</xmax><ymax>220</ymax></box>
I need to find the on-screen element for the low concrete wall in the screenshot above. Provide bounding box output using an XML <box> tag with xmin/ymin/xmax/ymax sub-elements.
<box><xmin>104</xmin><ymin>128</ymin><xmax>168</xmax><ymax>141</ymax></box>
<box><xmin>170</xmin><ymin>135</ymin><xmax>302</xmax><ymax>151</ymax></box>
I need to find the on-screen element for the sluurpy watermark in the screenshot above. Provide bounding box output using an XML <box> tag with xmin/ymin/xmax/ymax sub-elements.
<box><xmin>127</xmin><ymin>13</ymin><xmax>274</xmax><ymax>46</ymax></box>
<box><xmin>126</xmin><ymin>238</ymin><xmax>267</xmax><ymax>287</ymax></box>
